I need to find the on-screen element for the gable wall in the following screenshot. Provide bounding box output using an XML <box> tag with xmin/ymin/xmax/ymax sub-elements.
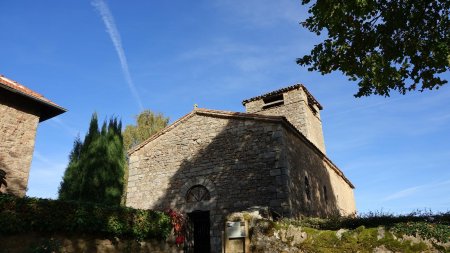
<box><xmin>0</xmin><ymin>94</ymin><xmax>40</xmax><ymax>196</ymax></box>
<box><xmin>245</xmin><ymin>88</ymin><xmax>326</xmax><ymax>153</ymax></box>
<box><xmin>126</xmin><ymin>114</ymin><xmax>289</xmax><ymax>252</ymax></box>
<box><xmin>283</xmin><ymin>128</ymin><xmax>356</xmax><ymax>217</ymax></box>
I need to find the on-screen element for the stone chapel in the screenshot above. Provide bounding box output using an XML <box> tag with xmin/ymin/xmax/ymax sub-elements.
<box><xmin>125</xmin><ymin>84</ymin><xmax>356</xmax><ymax>252</ymax></box>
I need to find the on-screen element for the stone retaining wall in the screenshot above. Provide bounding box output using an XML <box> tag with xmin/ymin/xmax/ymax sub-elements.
<box><xmin>0</xmin><ymin>234</ymin><xmax>179</xmax><ymax>253</ymax></box>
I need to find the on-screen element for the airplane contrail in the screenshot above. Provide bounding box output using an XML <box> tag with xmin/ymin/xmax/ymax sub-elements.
<box><xmin>92</xmin><ymin>0</ymin><xmax>144</xmax><ymax>110</ymax></box>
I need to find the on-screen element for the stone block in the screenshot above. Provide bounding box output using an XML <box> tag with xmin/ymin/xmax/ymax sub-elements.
<box><xmin>269</xmin><ymin>168</ymin><xmax>281</xmax><ymax>176</ymax></box>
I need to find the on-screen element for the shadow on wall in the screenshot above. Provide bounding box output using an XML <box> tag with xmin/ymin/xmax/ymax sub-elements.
<box><xmin>286</xmin><ymin>135</ymin><xmax>341</xmax><ymax>218</ymax></box>
<box><xmin>0</xmin><ymin>153</ymin><xmax>8</xmax><ymax>194</ymax></box>
<box><xmin>0</xmin><ymin>167</ymin><xmax>7</xmax><ymax>193</ymax></box>
<box><xmin>127</xmin><ymin>112</ymin><xmax>345</xmax><ymax>251</ymax></box>
<box><xmin>0</xmin><ymin>157</ymin><xmax>27</xmax><ymax>196</ymax></box>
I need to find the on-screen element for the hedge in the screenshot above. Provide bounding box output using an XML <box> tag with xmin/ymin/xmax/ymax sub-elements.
<box><xmin>0</xmin><ymin>194</ymin><xmax>172</xmax><ymax>240</ymax></box>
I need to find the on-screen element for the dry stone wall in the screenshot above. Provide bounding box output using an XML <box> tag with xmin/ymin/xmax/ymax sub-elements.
<box><xmin>0</xmin><ymin>96</ymin><xmax>40</xmax><ymax>196</ymax></box>
<box><xmin>0</xmin><ymin>234</ymin><xmax>180</xmax><ymax>253</ymax></box>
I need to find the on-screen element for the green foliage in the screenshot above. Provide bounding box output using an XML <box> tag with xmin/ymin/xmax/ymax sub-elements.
<box><xmin>0</xmin><ymin>194</ymin><xmax>172</xmax><ymax>240</ymax></box>
<box><xmin>295</xmin><ymin>226</ymin><xmax>429</xmax><ymax>252</ymax></box>
<box><xmin>123</xmin><ymin>110</ymin><xmax>169</xmax><ymax>151</ymax></box>
<box><xmin>298</xmin><ymin>0</ymin><xmax>450</xmax><ymax>97</ymax></box>
<box><xmin>284</xmin><ymin>210</ymin><xmax>448</xmax><ymax>229</ymax></box>
<box><xmin>392</xmin><ymin>222</ymin><xmax>450</xmax><ymax>243</ymax></box>
<box><xmin>58</xmin><ymin>113</ymin><xmax>125</xmax><ymax>206</ymax></box>
<box><xmin>280</xmin><ymin>210</ymin><xmax>450</xmax><ymax>244</ymax></box>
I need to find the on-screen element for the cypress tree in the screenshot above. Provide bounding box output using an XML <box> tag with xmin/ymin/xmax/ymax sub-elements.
<box><xmin>58</xmin><ymin>113</ymin><xmax>125</xmax><ymax>205</ymax></box>
<box><xmin>58</xmin><ymin>136</ymin><xmax>83</xmax><ymax>201</ymax></box>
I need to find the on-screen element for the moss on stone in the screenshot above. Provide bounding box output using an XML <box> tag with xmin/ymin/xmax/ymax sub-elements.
<box><xmin>263</xmin><ymin>223</ymin><xmax>439</xmax><ymax>253</ymax></box>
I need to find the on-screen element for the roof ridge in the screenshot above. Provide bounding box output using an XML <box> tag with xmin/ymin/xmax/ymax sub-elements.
<box><xmin>127</xmin><ymin>107</ymin><xmax>354</xmax><ymax>188</ymax></box>
<box><xmin>127</xmin><ymin>111</ymin><xmax>197</xmax><ymax>155</ymax></box>
<box><xmin>241</xmin><ymin>83</ymin><xmax>323</xmax><ymax>110</ymax></box>
<box><xmin>127</xmin><ymin>108</ymin><xmax>284</xmax><ymax>155</ymax></box>
<box><xmin>194</xmin><ymin>108</ymin><xmax>285</xmax><ymax>120</ymax></box>
<box><xmin>0</xmin><ymin>75</ymin><xmax>64</xmax><ymax>110</ymax></box>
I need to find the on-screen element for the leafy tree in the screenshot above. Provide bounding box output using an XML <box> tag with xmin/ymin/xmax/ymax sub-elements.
<box><xmin>123</xmin><ymin>110</ymin><xmax>169</xmax><ymax>151</ymax></box>
<box><xmin>58</xmin><ymin>113</ymin><xmax>125</xmax><ymax>205</ymax></box>
<box><xmin>298</xmin><ymin>0</ymin><xmax>450</xmax><ymax>97</ymax></box>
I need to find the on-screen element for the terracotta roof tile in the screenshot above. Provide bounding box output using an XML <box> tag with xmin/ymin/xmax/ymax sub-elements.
<box><xmin>0</xmin><ymin>74</ymin><xmax>66</xmax><ymax>121</ymax></box>
<box><xmin>242</xmin><ymin>84</ymin><xmax>323</xmax><ymax>110</ymax></box>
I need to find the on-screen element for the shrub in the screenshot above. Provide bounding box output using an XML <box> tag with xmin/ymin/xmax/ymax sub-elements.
<box><xmin>0</xmin><ymin>194</ymin><xmax>171</xmax><ymax>240</ymax></box>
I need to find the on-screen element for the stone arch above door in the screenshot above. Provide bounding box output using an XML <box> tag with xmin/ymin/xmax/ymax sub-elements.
<box><xmin>178</xmin><ymin>177</ymin><xmax>217</xmax><ymax>213</ymax></box>
<box><xmin>186</xmin><ymin>185</ymin><xmax>211</xmax><ymax>203</ymax></box>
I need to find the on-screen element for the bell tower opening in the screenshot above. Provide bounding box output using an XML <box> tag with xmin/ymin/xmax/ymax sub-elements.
<box><xmin>242</xmin><ymin>84</ymin><xmax>326</xmax><ymax>153</ymax></box>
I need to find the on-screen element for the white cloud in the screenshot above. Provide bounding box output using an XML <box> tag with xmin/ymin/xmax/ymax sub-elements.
<box><xmin>92</xmin><ymin>0</ymin><xmax>143</xmax><ymax>110</ymax></box>
<box><xmin>28</xmin><ymin>152</ymin><xmax>67</xmax><ymax>199</ymax></box>
<box><xmin>48</xmin><ymin>117</ymin><xmax>79</xmax><ymax>137</ymax></box>
<box><xmin>212</xmin><ymin>0</ymin><xmax>302</xmax><ymax>27</ymax></box>
<box><xmin>178</xmin><ymin>38</ymin><xmax>260</xmax><ymax>61</ymax></box>
<box><xmin>33</xmin><ymin>151</ymin><xmax>52</xmax><ymax>164</ymax></box>
<box><xmin>383</xmin><ymin>180</ymin><xmax>450</xmax><ymax>201</ymax></box>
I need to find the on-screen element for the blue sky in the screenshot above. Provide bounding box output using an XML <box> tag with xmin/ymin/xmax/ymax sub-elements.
<box><xmin>1</xmin><ymin>0</ymin><xmax>449</xmax><ymax>214</ymax></box>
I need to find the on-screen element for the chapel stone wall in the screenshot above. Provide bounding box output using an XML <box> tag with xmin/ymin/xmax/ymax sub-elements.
<box><xmin>126</xmin><ymin>114</ymin><xmax>289</xmax><ymax>253</ymax></box>
<box><xmin>283</xmin><ymin>127</ymin><xmax>356</xmax><ymax>217</ymax></box>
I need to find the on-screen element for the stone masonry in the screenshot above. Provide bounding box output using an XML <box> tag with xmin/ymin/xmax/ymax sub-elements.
<box><xmin>126</xmin><ymin>84</ymin><xmax>356</xmax><ymax>253</ymax></box>
<box><xmin>243</xmin><ymin>85</ymin><xmax>326</xmax><ymax>154</ymax></box>
<box><xmin>0</xmin><ymin>75</ymin><xmax>66</xmax><ymax>196</ymax></box>
<box><xmin>127</xmin><ymin>111</ymin><xmax>288</xmax><ymax>251</ymax></box>
<box><xmin>0</xmin><ymin>99</ymin><xmax>39</xmax><ymax>196</ymax></box>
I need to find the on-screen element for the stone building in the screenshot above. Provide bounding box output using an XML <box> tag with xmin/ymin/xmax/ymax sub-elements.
<box><xmin>126</xmin><ymin>84</ymin><xmax>356</xmax><ymax>252</ymax></box>
<box><xmin>0</xmin><ymin>75</ymin><xmax>66</xmax><ymax>196</ymax></box>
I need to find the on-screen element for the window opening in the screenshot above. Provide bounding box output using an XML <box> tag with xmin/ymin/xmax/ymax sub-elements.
<box><xmin>323</xmin><ymin>185</ymin><xmax>328</xmax><ymax>204</ymax></box>
<box><xmin>305</xmin><ymin>176</ymin><xmax>311</xmax><ymax>201</ymax></box>
<box><xmin>262</xmin><ymin>94</ymin><xmax>284</xmax><ymax>109</ymax></box>
<box><xmin>308</xmin><ymin>100</ymin><xmax>318</xmax><ymax>115</ymax></box>
<box><xmin>186</xmin><ymin>185</ymin><xmax>211</xmax><ymax>203</ymax></box>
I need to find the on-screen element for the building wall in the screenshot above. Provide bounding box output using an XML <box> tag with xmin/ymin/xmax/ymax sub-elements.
<box><xmin>0</xmin><ymin>96</ymin><xmax>40</xmax><ymax>196</ymax></box>
<box><xmin>126</xmin><ymin>114</ymin><xmax>289</xmax><ymax>253</ymax></box>
<box><xmin>244</xmin><ymin>87</ymin><xmax>326</xmax><ymax>154</ymax></box>
<box><xmin>283</xmin><ymin>127</ymin><xmax>356</xmax><ymax>217</ymax></box>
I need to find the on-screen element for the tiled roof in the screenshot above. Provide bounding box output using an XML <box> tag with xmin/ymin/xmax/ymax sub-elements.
<box><xmin>242</xmin><ymin>84</ymin><xmax>323</xmax><ymax>110</ymax></box>
<box><xmin>0</xmin><ymin>75</ymin><xmax>66</xmax><ymax>121</ymax></box>
<box><xmin>128</xmin><ymin>108</ymin><xmax>354</xmax><ymax>189</ymax></box>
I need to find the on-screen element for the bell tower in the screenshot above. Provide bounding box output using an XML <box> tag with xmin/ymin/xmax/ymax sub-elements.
<box><xmin>242</xmin><ymin>84</ymin><xmax>326</xmax><ymax>154</ymax></box>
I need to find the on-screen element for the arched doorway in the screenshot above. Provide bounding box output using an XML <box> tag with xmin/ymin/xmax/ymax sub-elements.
<box><xmin>185</xmin><ymin>185</ymin><xmax>211</xmax><ymax>253</ymax></box>
<box><xmin>186</xmin><ymin>210</ymin><xmax>211</xmax><ymax>253</ymax></box>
